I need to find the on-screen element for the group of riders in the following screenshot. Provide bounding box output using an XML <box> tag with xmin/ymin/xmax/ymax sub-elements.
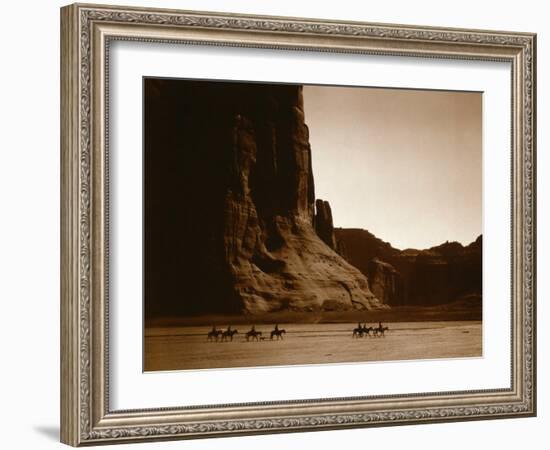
<box><xmin>207</xmin><ymin>322</ymin><xmax>389</xmax><ymax>342</ymax></box>
<box><xmin>207</xmin><ymin>324</ymin><xmax>286</xmax><ymax>342</ymax></box>
<box><xmin>353</xmin><ymin>321</ymin><xmax>389</xmax><ymax>338</ymax></box>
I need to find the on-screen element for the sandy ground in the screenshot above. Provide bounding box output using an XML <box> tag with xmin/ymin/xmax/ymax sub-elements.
<box><xmin>144</xmin><ymin>321</ymin><xmax>482</xmax><ymax>371</ymax></box>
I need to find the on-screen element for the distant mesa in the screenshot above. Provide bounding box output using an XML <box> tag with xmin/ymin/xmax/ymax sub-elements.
<box><xmin>334</xmin><ymin>229</ymin><xmax>482</xmax><ymax>307</ymax></box>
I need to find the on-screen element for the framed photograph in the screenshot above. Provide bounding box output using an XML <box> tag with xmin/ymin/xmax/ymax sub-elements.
<box><xmin>60</xmin><ymin>3</ymin><xmax>537</xmax><ymax>446</ymax></box>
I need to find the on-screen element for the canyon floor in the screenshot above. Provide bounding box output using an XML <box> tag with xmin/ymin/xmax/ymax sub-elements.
<box><xmin>144</xmin><ymin>319</ymin><xmax>482</xmax><ymax>371</ymax></box>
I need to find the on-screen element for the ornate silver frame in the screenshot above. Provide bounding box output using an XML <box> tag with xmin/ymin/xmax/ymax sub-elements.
<box><xmin>60</xmin><ymin>3</ymin><xmax>537</xmax><ymax>446</ymax></box>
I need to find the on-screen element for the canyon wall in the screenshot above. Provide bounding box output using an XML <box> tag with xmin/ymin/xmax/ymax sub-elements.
<box><xmin>145</xmin><ymin>79</ymin><xmax>384</xmax><ymax>317</ymax></box>
<box><xmin>334</xmin><ymin>228</ymin><xmax>482</xmax><ymax>306</ymax></box>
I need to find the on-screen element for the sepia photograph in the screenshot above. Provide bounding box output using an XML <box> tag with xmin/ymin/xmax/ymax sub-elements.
<box><xmin>143</xmin><ymin>78</ymin><xmax>483</xmax><ymax>372</ymax></box>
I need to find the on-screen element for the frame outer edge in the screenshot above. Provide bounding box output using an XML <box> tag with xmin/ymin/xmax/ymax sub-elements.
<box><xmin>61</xmin><ymin>4</ymin><xmax>81</xmax><ymax>447</ymax></box>
<box><xmin>62</xmin><ymin>2</ymin><xmax>537</xmax><ymax>445</ymax></box>
<box><xmin>533</xmin><ymin>33</ymin><xmax>537</xmax><ymax>416</ymax></box>
<box><xmin>529</xmin><ymin>33</ymin><xmax>536</xmax><ymax>416</ymax></box>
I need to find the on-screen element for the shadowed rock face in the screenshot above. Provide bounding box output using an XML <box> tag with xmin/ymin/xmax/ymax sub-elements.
<box><xmin>145</xmin><ymin>79</ymin><xmax>383</xmax><ymax>317</ymax></box>
<box><xmin>367</xmin><ymin>258</ymin><xmax>404</xmax><ymax>305</ymax></box>
<box><xmin>314</xmin><ymin>199</ymin><xmax>337</xmax><ymax>249</ymax></box>
<box><xmin>334</xmin><ymin>229</ymin><xmax>482</xmax><ymax>306</ymax></box>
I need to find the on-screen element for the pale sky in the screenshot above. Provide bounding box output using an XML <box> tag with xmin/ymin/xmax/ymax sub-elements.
<box><xmin>303</xmin><ymin>85</ymin><xmax>482</xmax><ymax>250</ymax></box>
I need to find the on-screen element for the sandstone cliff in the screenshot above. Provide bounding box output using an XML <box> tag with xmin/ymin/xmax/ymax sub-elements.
<box><xmin>145</xmin><ymin>79</ymin><xmax>384</xmax><ymax>317</ymax></box>
<box><xmin>367</xmin><ymin>258</ymin><xmax>404</xmax><ymax>305</ymax></box>
<box><xmin>334</xmin><ymin>229</ymin><xmax>482</xmax><ymax>307</ymax></box>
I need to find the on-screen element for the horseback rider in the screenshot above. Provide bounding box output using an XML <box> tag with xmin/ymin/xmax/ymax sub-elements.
<box><xmin>246</xmin><ymin>325</ymin><xmax>257</xmax><ymax>341</ymax></box>
<box><xmin>271</xmin><ymin>324</ymin><xmax>285</xmax><ymax>340</ymax></box>
<box><xmin>207</xmin><ymin>325</ymin><xmax>220</xmax><ymax>342</ymax></box>
<box><xmin>378</xmin><ymin>321</ymin><xmax>383</xmax><ymax>330</ymax></box>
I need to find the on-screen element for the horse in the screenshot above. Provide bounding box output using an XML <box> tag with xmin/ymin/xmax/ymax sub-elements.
<box><xmin>374</xmin><ymin>326</ymin><xmax>389</xmax><ymax>337</ymax></box>
<box><xmin>221</xmin><ymin>329</ymin><xmax>239</xmax><ymax>342</ymax></box>
<box><xmin>207</xmin><ymin>329</ymin><xmax>223</xmax><ymax>342</ymax></box>
<box><xmin>362</xmin><ymin>326</ymin><xmax>374</xmax><ymax>337</ymax></box>
<box><xmin>245</xmin><ymin>329</ymin><xmax>262</xmax><ymax>341</ymax></box>
<box><xmin>352</xmin><ymin>326</ymin><xmax>365</xmax><ymax>338</ymax></box>
<box><xmin>352</xmin><ymin>324</ymin><xmax>372</xmax><ymax>338</ymax></box>
<box><xmin>270</xmin><ymin>329</ymin><xmax>286</xmax><ymax>340</ymax></box>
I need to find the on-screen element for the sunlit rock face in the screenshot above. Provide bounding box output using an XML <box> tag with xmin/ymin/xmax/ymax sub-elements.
<box><xmin>145</xmin><ymin>80</ymin><xmax>384</xmax><ymax>316</ymax></box>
